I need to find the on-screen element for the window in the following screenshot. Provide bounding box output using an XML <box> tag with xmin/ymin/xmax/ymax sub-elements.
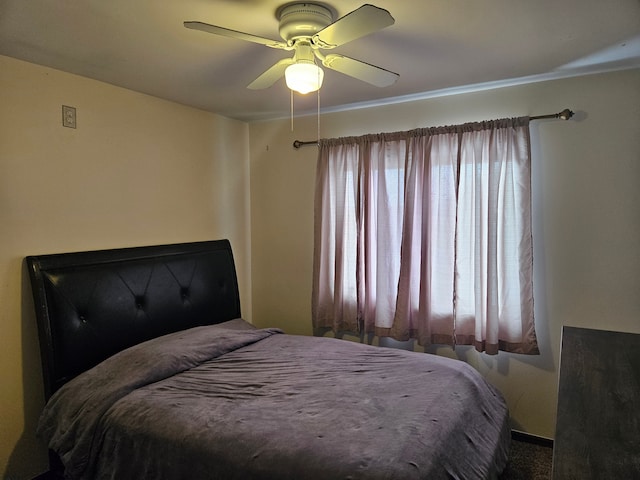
<box><xmin>312</xmin><ymin>119</ymin><xmax>539</xmax><ymax>355</ymax></box>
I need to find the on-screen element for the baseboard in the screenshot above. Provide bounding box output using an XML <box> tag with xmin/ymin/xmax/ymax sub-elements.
<box><xmin>511</xmin><ymin>429</ymin><xmax>554</xmax><ymax>448</ymax></box>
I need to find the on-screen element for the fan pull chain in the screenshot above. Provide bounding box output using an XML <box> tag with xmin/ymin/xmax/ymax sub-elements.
<box><xmin>290</xmin><ymin>89</ymin><xmax>294</xmax><ymax>132</ymax></box>
<box><xmin>317</xmin><ymin>85</ymin><xmax>321</xmax><ymax>145</ymax></box>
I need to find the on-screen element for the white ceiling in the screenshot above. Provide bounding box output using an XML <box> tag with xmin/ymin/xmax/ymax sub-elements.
<box><xmin>1</xmin><ymin>0</ymin><xmax>639</xmax><ymax>122</ymax></box>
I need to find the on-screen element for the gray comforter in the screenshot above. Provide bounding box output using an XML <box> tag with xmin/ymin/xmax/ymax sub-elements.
<box><xmin>38</xmin><ymin>319</ymin><xmax>510</xmax><ymax>480</ymax></box>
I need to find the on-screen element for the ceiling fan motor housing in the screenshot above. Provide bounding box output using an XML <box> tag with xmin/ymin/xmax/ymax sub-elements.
<box><xmin>278</xmin><ymin>3</ymin><xmax>333</xmax><ymax>42</ymax></box>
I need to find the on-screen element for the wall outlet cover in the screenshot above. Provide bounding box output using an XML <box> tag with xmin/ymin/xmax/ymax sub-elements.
<box><xmin>62</xmin><ymin>105</ymin><xmax>76</xmax><ymax>128</ymax></box>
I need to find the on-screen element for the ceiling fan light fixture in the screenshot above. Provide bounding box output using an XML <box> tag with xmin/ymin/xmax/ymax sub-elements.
<box><xmin>285</xmin><ymin>61</ymin><xmax>324</xmax><ymax>94</ymax></box>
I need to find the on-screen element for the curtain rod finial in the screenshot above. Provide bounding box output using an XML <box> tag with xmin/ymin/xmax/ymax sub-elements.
<box><xmin>559</xmin><ymin>109</ymin><xmax>574</xmax><ymax>120</ymax></box>
<box><xmin>293</xmin><ymin>140</ymin><xmax>319</xmax><ymax>149</ymax></box>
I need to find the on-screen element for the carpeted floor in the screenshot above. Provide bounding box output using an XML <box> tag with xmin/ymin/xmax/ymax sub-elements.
<box><xmin>499</xmin><ymin>438</ymin><xmax>553</xmax><ymax>479</ymax></box>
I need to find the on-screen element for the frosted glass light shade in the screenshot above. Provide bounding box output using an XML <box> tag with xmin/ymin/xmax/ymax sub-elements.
<box><xmin>285</xmin><ymin>62</ymin><xmax>324</xmax><ymax>94</ymax></box>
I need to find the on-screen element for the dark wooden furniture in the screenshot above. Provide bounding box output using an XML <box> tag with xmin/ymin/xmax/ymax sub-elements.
<box><xmin>553</xmin><ymin>326</ymin><xmax>640</xmax><ymax>479</ymax></box>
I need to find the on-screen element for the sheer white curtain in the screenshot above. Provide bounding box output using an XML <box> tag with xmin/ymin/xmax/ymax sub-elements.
<box><xmin>312</xmin><ymin>118</ymin><xmax>538</xmax><ymax>354</ymax></box>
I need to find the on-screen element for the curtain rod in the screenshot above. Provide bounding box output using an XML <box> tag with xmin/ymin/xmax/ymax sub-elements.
<box><xmin>292</xmin><ymin>108</ymin><xmax>574</xmax><ymax>149</ymax></box>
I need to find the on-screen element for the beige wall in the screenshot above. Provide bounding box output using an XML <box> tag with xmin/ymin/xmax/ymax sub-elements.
<box><xmin>250</xmin><ymin>69</ymin><xmax>640</xmax><ymax>438</ymax></box>
<box><xmin>0</xmin><ymin>55</ymin><xmax>251</xmax><ymax>479</ymax></box>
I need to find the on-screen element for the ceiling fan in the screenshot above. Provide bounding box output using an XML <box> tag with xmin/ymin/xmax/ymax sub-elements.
<box><xmin>184</xmin><ymin>3</ymin><xmax>399</xmax><ymax>94</ymax></box>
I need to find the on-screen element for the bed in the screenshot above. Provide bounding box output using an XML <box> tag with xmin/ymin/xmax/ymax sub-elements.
<box><xmin>27</xmin><ymin>239</ymin><xmax>511</xmax><ymax>480</ymax></box>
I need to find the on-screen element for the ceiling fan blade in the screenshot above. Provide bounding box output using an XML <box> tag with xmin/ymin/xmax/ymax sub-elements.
<box><xmin>323</xmin><ymin>54</ymin><xmax>398</xmax><ymax>87</ymax></box>
<box><xmin>184</xmin><ymin>21</ymin><xmax>287</xmax><ymax>49</ymax></box>
<box><xmin>313</xmin><ymin>4</ymin><xmax>394</xmax><ymax>49</ymax></box>
<box><xmin>247</xmin><ymin>58</ymin><xmax>294</xmax><ymax>89</ymax></box>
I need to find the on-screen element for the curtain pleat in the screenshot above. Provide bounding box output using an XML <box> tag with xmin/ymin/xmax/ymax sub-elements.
<box><xmin>312</xmin><ymin>119</ymin><xmax>538</xmax><ymax>354</ymax></box>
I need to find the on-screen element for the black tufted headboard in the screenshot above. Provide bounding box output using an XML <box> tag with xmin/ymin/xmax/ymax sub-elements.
<box><xmin>27</xmin><ymin>239</ymin><xmax>241</xmax><ymax>400</ymax></box>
